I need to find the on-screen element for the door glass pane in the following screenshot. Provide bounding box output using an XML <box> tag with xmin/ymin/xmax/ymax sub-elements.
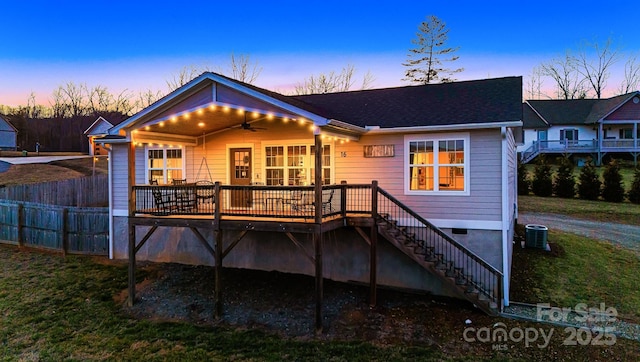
<box><xmin>234</xmin><ymin>151</ymin><xmax>250</xmax><ymax>179</ymax></box>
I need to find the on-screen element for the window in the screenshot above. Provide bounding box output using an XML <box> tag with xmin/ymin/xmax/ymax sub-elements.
<box><xmin>560</xmin><ymin>129</ymin><xmax>578</xmax><ymax>144</ymax></box>
<box><xmin>405</xmin><ymin>134</ymin><xmax>469</xmax><ymax>195</ymax></box>
<box><xmin>147</xmin><ymin>147</ymin><xmax>183</xmax><ymax>184</ymax></box>
<box><xmin>263</xmin><ymin>143</ymin><xmax>332</xmax><ymax>185</ymax></box>
<box><xmin>620</xmin><ymin>128</ymin><xmax>633</xmax><ymax>139</ymax></box>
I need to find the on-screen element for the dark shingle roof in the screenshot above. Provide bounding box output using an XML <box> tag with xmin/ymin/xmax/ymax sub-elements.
<box><xmin>291</xmin><ymin>77</ymin><xmax>523</xmax><ymax>128</ymax></box>
<box><xmin>525</xmin><ymin>99</ymin><xmax>598</xmax><ymax>126</ymax></box>
<box><xmin>522</xmin><ymin>103</ymin><xmax>548</xmax><ymax>128</ymax></box>
<box><xmin>524</xmin><ymin>92</ymin><xmax>639</xmax><ymax>127</ymax></box>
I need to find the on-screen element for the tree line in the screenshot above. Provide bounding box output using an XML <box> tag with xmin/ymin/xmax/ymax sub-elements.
<box><xmin>519</xmin><ymin>156</ymin><xmax>640</xmax><ymax>204</ymax></box>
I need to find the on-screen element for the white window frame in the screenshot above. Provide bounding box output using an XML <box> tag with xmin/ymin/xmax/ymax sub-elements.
<box><xmin>145</xmin><ymin>145</ymin><xmax>185</xmax><ymax>184</ymax></box>
<box><xmin>404</xmin><ymin>133</ymin><xmax>470</xmax><ymax>196</ymax></box>
<box><xmin>262</xmin><ymin>139</ymin><xmax>334</xmax><ymax>185</ymax></box>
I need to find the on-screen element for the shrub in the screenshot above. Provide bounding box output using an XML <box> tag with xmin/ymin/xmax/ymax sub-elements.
<box><xmin>601</xmin><ymin>159</ymin><xmax>625</xmax><ymax>202</ymax></box>
<box><xmin>517</xmin><ymin>161</ymin><xmax>530</xmax><ymax>195</ymax></box>
<box><xmin>577</xmin><ymin>157</ymin><xmax>601</xmax><ymax>200</ymax></box>
<box><xmin>628</xmin><ymin>166</ymin><xmax>640</xmax><ymax>204</ymax></box>
<box><xmin>531</xmin><ymin>156</ymin><xmax>553</xmax><ymax>197</ymax></box>
<box><xmin>553</xmin><ymin>156</ymin><xmax>575</xmax><ymax>198</ymax></box>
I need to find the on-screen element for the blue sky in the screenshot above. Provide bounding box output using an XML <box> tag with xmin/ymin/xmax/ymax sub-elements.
<box><xmin>2</xmin><ymin>1</ymin><xmax>638</xmax><ymax>106</ymax></box>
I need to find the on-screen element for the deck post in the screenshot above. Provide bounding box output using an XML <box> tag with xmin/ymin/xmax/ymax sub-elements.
<box><xmin>370</xmin><ymin>180</ymin><xmax>378</xmax><ymax>307</ymax></box>
<box><xmin>214</xmin><ymin>181</ymin><xmax>223</xmax><ymax>318</ymax></box>
<box><xmin>127</xmin><ymin>221</ymin><xmax>136</xmax><ymax>307</ymax></box>
<box><xmin>314</xmin><ymin>133</ymin><xmax>324</xmax><ymax>333</ymax></box>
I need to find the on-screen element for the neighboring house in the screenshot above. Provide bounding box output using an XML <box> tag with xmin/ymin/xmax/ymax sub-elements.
<box><xmin>0</xmin><ymin>115</ymin><xmax>18</xmax><ymax>151</ymax></box>
<box><xmin>84</xmin><ymin>116</ymin><xmax>114</xmax><ymax>155</ymax></box>
<box><xmin>101</xmin><ymin>72</ymin><xmax>522</xmax><ymax>322</ymax></box>
<box><xmin>520</xmin><ymin>92</ymin><xmax>640</xmax><ymax>165</ymax></box>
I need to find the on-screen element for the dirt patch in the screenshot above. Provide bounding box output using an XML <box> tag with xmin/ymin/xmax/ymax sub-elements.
<box><xmin>119</xmin><ymin>262</ymin><xmax>638</xmax><ymax>359</ymax></box>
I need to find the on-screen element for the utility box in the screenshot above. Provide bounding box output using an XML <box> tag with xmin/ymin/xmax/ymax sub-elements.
<box><xmin>525</xmin><ymin>224</ymin><xmax>548</xmax><ymax>249</ymax></box>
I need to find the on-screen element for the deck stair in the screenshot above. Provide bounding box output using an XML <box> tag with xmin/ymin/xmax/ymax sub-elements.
<box><xmin>375</xmin><ymin>188</ymin><xmax>503</xmax><ymax>315</ymax></box>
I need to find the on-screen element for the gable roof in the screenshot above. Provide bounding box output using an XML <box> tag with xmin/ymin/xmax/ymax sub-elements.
<box><xmin>525</xmin><ymin>91</ymin><xmax>640</xmax><ymax>127</ymax></box>
<box><xmin>112</xmin><ymin>73</ymin><xmax>523</xmax><ymax>138</ymax></box>
<box><xmin>292</xmin><ymin>77</ymin><xmax>523</xmax><ymax>129</ymax></box>
<box><xmin>0</xmin><ymin>115</ymin><xmax>18</xmax><ymax>132</ymax></box>
<box><xmin>522</xmin><ymin>102</ymin><xmax>549</xmax><ymax>128</ymax></box>
<box><xmin>84</xmin><ymin>116</ymin><xmax>114</xmax><ymax>135</ymax></box>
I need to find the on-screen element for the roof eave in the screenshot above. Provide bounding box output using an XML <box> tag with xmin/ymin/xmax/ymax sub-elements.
<box><xmin>363</xmin><ymin>121</ymin><xmax>523</xmax><ymax>134</ymax></box>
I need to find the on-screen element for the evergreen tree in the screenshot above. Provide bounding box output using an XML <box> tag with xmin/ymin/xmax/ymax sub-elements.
<box><xmin>402</xmin><ymin>15</ymin><xmax>463</xmax><ymax>84</ymax></box>
<box><xmin>601</xmin><ymin>159</ymin><xmax>625</xmax><ymax>202</ymax></box>
<box><xmin>627</xmin><ymin>166</ymin><xmax>640</xmax><ymax>204</ymax></box>
<box><xmin>577</xmin><ymin>157</ymin><xmax>601</xmax><ymax>200</ymax></box>
<box><xmin>517</xmin><ymin>161</ymin><xmax>530</xmax><ymax>195</ymax></box>
<box><xmin>553</xmin><ymin>156</ymin><xmax>575</xmax><ymax>198</ymax></box>
<box><xmin>531</xmin><ymin>156</ymin><xmax>553</xmax><ymax>197</ymax></box>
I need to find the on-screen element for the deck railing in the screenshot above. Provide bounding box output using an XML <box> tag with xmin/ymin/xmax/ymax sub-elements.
<box><xmin>133</xmin><ymin>183</ymin><xmax>342</xmax><ymax>219</ymax></box>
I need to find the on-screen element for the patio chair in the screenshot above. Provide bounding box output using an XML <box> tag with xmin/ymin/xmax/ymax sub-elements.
<box><xmin>172</xmin><ymin>179</ymin><xmax>187</xmax><ymax>185</ymax></box>
<box><xmin>320</xmin><ymin>189</ymin><xmax>335</xmax><ymax>213</ymax></box>
<box><xmin>150</xmin><ymin>181</ymin><xmax>178</xmax><ymax>214</ymax></box>
<box><xmin>290</xmin><ymin>190</ymin><xmax>314</xmax><ymax>215</ymax></box>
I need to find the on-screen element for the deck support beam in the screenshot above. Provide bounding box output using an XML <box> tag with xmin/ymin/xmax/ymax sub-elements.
<box><xmin>127</xmin><ymin>222</ymin><xmax>136</xmax><ymax>307</ymax></box>
<box><xmin>369</xmin><ymin>180</ymin><xmax>379</xmax><ymax>308</ymax></box>
<box><xmin>314</xmin><ymin>133</ymin><xmax>324</xmax><ymax>334</ymax></box>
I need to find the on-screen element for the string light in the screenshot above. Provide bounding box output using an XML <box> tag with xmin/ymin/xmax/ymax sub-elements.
<box><xmin>131</xmin><ymin>105</ymin><xmax>354</xmax><ymax>144</ymax></box>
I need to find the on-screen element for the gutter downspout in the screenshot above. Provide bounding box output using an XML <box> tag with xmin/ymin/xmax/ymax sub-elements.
<box><xmin>102</xmin><ymin>143</ymin><xmax>114</xmax><ymax>260</ymax></box>
<box><xmin>501</xmin><ymin>127</ymin><xmax>510</xmax><ymax>308</ymax></box>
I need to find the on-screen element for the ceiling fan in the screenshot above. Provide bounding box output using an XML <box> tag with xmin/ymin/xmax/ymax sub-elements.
<box><xmin>238</xmin><ymin>114</ymin><xmax>267</xmax><ymax>132</ymax></box>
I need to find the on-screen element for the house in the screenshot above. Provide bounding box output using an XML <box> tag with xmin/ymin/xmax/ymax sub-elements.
<box><xmin>520</xmin><ymin>92</ymin><xmax>640</xmax><ymax>165</ymax></box>
<box><xmin>84</xmin><ymin>116</ymin><xmax>114</xmax><ymax>155</ymax></box>
<box><xmin>0</xmin><ymin>115</ymin><xmax>18</xmax><ymax>151</ymax></box>
<box><xmin>101</xmin><ymin>72</ymin><xmax>522</xmax><ymax>327</ymax></box>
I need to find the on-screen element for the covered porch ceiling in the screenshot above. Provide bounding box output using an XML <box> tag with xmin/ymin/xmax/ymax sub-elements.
<box><xmin>128</xmin><ymin>101</ymin><xmax>363</xmax><ymax>146</ymax></box>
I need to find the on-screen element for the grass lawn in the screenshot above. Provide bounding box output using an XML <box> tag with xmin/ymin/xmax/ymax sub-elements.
<box><xmin>1</xmin><ymin>245</ymin><xmax>639</xmax><ymax>360</ymax></box>
<box><xmin>518</xmin><ymin>195</ymin><xmax>640</xmax><ymax>225</ymax></box>
<box><xmin>511</xmin><ymin>229</ymin><xmax>640</xmax><ymax>322</ymax></box>
<box><xmin>0</xmin><ymin>157</ymin><xmax>108</xmax><ymax>187</ymax></box>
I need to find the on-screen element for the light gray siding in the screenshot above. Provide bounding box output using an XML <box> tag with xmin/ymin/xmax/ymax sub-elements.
<box><xmin>111</xmin><ymin>143</ymin><xmax>131</xmax><ymax>212</ymax></box>
<box><xmin>334</xmin><ymin>129</ymin><xmax>503</xmax><ymax>225</ymax></box>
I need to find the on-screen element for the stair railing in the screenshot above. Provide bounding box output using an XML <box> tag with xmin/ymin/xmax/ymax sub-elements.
<box><xmin>376</xmin><ymin>187</ymin><xmax>503</xmax><ymax>311</ymax></box>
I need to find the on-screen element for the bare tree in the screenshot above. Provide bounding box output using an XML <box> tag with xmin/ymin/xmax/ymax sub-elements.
<box><xmin>293</xmin><ymin>64</ymin><xmax>374</xmax><ymax>95</ymax></box>
<box><xmin>618</xmin><ymin>55</ymin><xmax>640</xmax><ymax>94</ymax></box>
<box><xmin>525</xmin><ymin>66</ymin><xmax>545</xmax><ymax>100</ymax></box>
<box><xmin>86</xmin><ymin>85</ymin><xmax>112</xmax><ymax>114</ymax></box>
<box><xmin>228</xmin><ymin>53</ymin><xmax>262</xmax><ymax>84</ymax></box>
<box><xmin>50</xmin><ymin>86</ymin><xmax>70</xmax><ymax>118</ymax></box>
<box><xmin>136</xmin><ymin>88</ymin><xmax>164</xmax><ymax>111</ymax></box>
<box><xmin>541</xmin><ymin>53</ymin><xmax>587</xmax><ymax>99</ymax></box>
<box><xmin>166</xmin><ymin>65</ymin><xmax>201</xmax><ymax>91</ymax></box>
<box><xmin>402</xmin><ymin>15</ymin><xmax>463</xmax><ymax>84</ymax></box>
<box><xmin>112</xmin><ymin>89</ymin><xmax>135</xmax><ymax>115</ymax></box>
<box><xmin>59</xmin><ymin>82</ymin><xmax>87</xmax><ymax>117</ymax></box>
<box><xmin>575</xmin><ymin>38</ymin><xmax>619</xmax><ymax>98</ymax></box>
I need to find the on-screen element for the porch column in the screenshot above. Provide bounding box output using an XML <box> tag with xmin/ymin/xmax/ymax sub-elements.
<box><xmin>128</xmin><ymin>142</ymin><xmax>136</xmax><ymax>216</ymax></box>
<box><xmin>598</xmin><ymin>123</ymin><xmax>604</xmax><ymax>166</ymax></box>
<box><xmin>313</xmin><ymin>133</ymin><xmax>323</xmax><ymax>333</ymax></box>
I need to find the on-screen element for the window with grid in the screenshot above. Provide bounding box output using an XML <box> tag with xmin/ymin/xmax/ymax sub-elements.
<box><xmin>147</xmin><ymin>147</ymin><xmax>183</xmax><ymax>184</ymax></box>
<box><xmin>265</xmin><ymin>146</ymin><xmax>284</xmax><ymax>185</ymax></box>
<box><xmin>406</xmin><ymin>134</ymin><xmax>468</xmax><ymax>194</ymax></box>
<box><xmin>263</xmin><ymin>143</ymin><xmax>332</xmax><ymax>185</ymax></box>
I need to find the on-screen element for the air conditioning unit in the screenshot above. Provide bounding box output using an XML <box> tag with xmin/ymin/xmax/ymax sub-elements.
<box><xmin>525</xmin><ymin>224</ymin><xmax>548</xmax><ymax>249</ymax></box>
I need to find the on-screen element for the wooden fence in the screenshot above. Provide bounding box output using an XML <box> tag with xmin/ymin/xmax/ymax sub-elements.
<box><xmin>0</xmin><ymin>174</ymin><xmax>108</xmax><ymax>207</ymax></box>
<box><xmin>0</xmin><ymin>200</ymin><xmax>108</xmax><ymax>255</ymax></box>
